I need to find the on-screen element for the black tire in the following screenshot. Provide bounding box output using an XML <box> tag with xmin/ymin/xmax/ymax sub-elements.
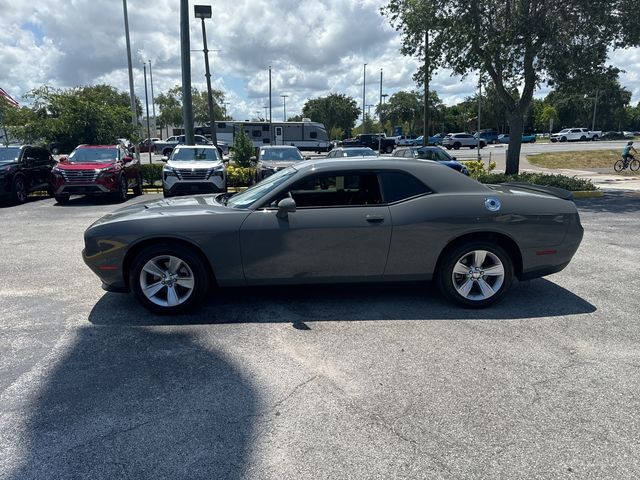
<box><xmin>114</xmin><ymin>175</ymin><xmax>128</xmax><ymax>203</ymax></box>
<box><xmin>592</xmin><ymin>135</ymin><xmax>599</xmax><ymax>141</ymax></box>
<box><xmin>385</xmin><ymin>145</ymin><xmax>393</xmax><ymax>154</ymax></box>
<box><xmin>453</xmin><ymin>142</ymin><xmax>461</xmax><ymax>150</ymax></box>
<box><xmin>560</xmin><ymin>136</ymin><xmax>567</xmax><ymax>142</ymax></box>
<box><xmin>55</xmin><ymin>195</ymin><xmax>70</xmax><ymax>205</ymax></box>
<box><xmin>614</xmin><ymin>160</ymin><xmax>625</xmax><ymax>172</ymax></box>
<box><xmin>469</xmin><ymin>145</ymin><xmax>475</xmax><ymax>149</ymax></box>
<box><xmin>580</xmin><ymin>136</ymin><xmax>586</xmax><ymax>141</ymax></box>
<box><xmin>445</xmin><ymin>146</ymin><xmax>452</xmax><ymax>150</ymax></box>
<box><xmin>130</xmin><ymin>243</ymin><xmax>209</xmax><ymax>314</ymax></box>
<box><xmin>531</xmin><ymin>137</ymin><xmax>536</xmax><ymax>143</ymax></box>
<box><xmin>437</xmin><ymin>241</ymin><xmax>513</xmax><ymax>308</ymax></box>
<box><xmin>11</xmin><ymin>176</ymin><xmax>28</xmax><ymax>204</ymax></box>
<box><xmin>162</xmin><ymin>188</ymin><xmax>173</xmax><ymax>198</ymax></box>
<box><xmin>162</xmin><ymin>148</ymin><xmax>173</xmax><ymax>157</ymax></box>
<box><xmin>629</xmin><ymin>159</ymin><xmax>640</xmax><ymax>171</ymax></box>
<box><xmin>550</xmin><ymin>138</ymin><xmax>557</xmax><ymax>143</ymax></box>
<box><xmin>133</xmin><ymin>172</ymin><xmax>143</xmax><ymax>196</ymax></box>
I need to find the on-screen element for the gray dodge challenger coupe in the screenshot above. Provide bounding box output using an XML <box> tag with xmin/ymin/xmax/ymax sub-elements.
<box><xmin>83</xmin><ymin>158</ymin><xmax>583</xmax><ymax>314</ymax></box>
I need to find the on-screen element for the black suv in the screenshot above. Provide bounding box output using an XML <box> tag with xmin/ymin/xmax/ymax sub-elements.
<box><xmin>0</xmin><ymin>145</ymin><xmax>57</xmax><ymax>204</ymax></box>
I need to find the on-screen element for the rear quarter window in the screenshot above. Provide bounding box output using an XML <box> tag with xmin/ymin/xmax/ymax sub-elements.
<box><xmin>380</xmin><ymin>171</ymin><xmax>431</xmax><ymax>203</ymax></box>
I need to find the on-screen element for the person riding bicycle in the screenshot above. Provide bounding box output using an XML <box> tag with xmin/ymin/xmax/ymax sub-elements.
<box><xmin>622</xmin><ymin>141</ymin><xmax>637</xmax><ymax>165</ymax></box>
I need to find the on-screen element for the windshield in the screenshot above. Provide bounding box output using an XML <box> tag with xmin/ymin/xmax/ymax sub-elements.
<box><xmin>415</xmin><ymin>148</ymin><xmax>451</xmax><ymax>161</ymax></box>
<box><xmin>0</xmin><ymin>147</ymin><xmax>20</xmax><ymax>162</ymax></box>
<box><xmin>171</xmin><ymin>147</ymin><xmax>220</xmax><ymax>161</ymax></box>
<box><xmin>259</xmin><ymin>148</ymin><xmax>303</xmax><ymax>161</ymax></box>
<box><xmin>227</xmin><ymin>167</ymin><xmax>297</xmax><ymax>209</ymax></box>
<box><xmin>340</xmin><ymin>148</ymin><xmax>378</xmax><ymax>157</ymax></box>
<box><xmin>69</xmin><ymin>148</ymin><xmax>118</xmax><ymax>162</ymax></box>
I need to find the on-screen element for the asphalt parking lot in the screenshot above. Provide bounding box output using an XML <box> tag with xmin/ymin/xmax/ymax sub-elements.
<box><xmin>1</xmin><ymin>191</ymin><xmax>639</xmax><ymax>479</ymax></box>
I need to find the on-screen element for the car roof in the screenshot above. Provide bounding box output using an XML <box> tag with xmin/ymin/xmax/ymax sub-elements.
<box><xmin>293</xmin><ymin>157</ymin><xmax>487</xmax><ymax>193</ymax></box>
<box><xmin>76</xmin><ymin>145</ymin><xmax>118</xmax><ymax>149</ymax></box>
<box><xmin>174</xmin><ymin>144</ymin><xmax>218</xmax><ymax>149</ymax></box>
<box><xmin>261</xmin><ymin>145</ymin><xmax>299</xmax><ymax>149</ymax></box>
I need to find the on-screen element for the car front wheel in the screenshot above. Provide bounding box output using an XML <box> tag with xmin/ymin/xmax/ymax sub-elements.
<box><xmin>11</xmin><ymin>176</ymin><xmax>28</xmax><ymax>204</ymax></box>
<box><xmin>437</xmin><ymin>241</ymin><xmax>513</xmax><ymax>308</ymax></box>
<box><xmin>133</xmin><ymin>172</ymin><xmax>143</xmax><ymax>196</ymax></box>
<box><xmin>130</xmin><ymin>244</ymin><xmax>209</xmax><ymax>314</ymax></box>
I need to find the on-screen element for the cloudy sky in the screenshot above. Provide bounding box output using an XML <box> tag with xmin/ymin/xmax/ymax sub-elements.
<box><xmin>1</xmin><ymin>0</ymin><xmax>639</xmax><ymax>123</ymax></box>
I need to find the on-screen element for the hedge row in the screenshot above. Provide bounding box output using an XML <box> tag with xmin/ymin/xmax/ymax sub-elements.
<box><xmin>140</xmin><ymin>162</ymin><xmax>596</xmax><ymax>192</ymax></box>
<box><xmin>139</xmin><ymin>163</ymin><xmax>256</xmax><ymax>188</ymax></box>
<box><xmin>474</xmin><ymin>172</ymin><xmax>597</xmax><ymax>191</ymax></box>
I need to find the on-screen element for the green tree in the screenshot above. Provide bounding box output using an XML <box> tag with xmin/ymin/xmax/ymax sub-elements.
<box><xmin>382</xmin><ymin>0</ymin><xmax>640</xmax><ymax>174</ymax></box>
<box><xmin>156</xmin><ymin>85</ymin><xmax>228</xmax><ymax>136</ymax></box>
<box><xmin>13</xmin><ymin>85</ymin><xmax>138</xmax><ymax>152</ymax></box>
<box><xmin>232</xmin><ymin>124</ymin><xmax>254</xmax><ymax>167</ymax></box>
<box><xmin>302</xmin><ymin>93</ymin><xmax>360</xmax><ymax>135</ymax></box>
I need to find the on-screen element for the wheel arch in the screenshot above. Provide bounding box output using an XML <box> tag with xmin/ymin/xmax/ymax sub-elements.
<box><xmin>434</xmin><ymin>231</ymin><xmax>523</xmax><ymax>280</ymax></box>
<box><xmin>122</xmin><ymin>236</ymin><xmax>218</xmax><ymax>290</ymax></box>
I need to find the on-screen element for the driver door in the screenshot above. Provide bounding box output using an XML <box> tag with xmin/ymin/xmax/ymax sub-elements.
<box><xmin>239</xmin><ymin>171</ymin><xmax>392</xmax><ymax>284</ymax></box>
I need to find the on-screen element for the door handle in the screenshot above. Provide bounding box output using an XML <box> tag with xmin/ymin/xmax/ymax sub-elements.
<box><xmin>366</xmin><ymin>215</ymin><xmax>385</xmax><ymax>223</ymax></box>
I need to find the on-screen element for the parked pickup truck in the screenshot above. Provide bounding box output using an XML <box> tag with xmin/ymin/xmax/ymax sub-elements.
<box><xmin>550</xmin><ymin>128</ymin><xmax>602</xmax><ymax>142</ymax></box>
<box><xmin>339</xmin><ymin>134</ymin><xmax>396</xmax><ymax>153</ymax></box>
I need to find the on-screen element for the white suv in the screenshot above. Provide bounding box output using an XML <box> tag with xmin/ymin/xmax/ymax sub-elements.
<box><xmin>442</xmin><ymin>133</ymin><xmax>486</xmax><ymax>150</ymax></box>
<box><xmin>162</xmin><ymin>145</ymin><xmax>226</xmax><ymax>198</ymax></box>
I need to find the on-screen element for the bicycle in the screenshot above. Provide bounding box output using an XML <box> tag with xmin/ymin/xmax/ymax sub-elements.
<box><xmin>614</xmin><ymin>156</ymin><xmax>640</xmax><ymax>172</ymax></box>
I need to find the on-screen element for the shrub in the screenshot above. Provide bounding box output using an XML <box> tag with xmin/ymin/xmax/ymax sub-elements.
<box><xmin>140</xmin><ymin>163</ymin><xmax>163</xmax><ymax>186</ymax></box>
<box><xmin>226</xmin><ymin>165</ymin><xmax>255</xmax><ymax>187</ymax></box>
<box><xmin>462</xmin><ymin>159</ymin><xmax>496</xmax><ymax>176</ymax></box>
<box><xmin>475</xmin><ymin>172</ymin><xmax>596</xmax><ymax>191</ymax></box>
<box><xmin>232</xmin><ymin>125</ymin><xmax>255</xmax><ymax>167</ymax></box>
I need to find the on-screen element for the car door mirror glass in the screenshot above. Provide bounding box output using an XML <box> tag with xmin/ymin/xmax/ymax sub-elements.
<box><xmin>276</xmin><ymin>197</ymin><xmax>296</xmax><ymax>219</ymax></box>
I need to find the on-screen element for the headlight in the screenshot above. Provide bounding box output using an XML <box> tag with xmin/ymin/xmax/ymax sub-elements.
<box><xmin>261</xmin><ymin>163</ymin><xmax>275</xmax><ymax>171</ymax></box>
<box><xmin>163</xmin><ymin>167</ymin><xmax>177</xmax><ymax>178</ymax></box>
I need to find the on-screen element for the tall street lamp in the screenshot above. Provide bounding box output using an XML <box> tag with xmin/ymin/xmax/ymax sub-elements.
<box><xmin>143</xmin><ymin>62</ymin><xmax>152</xmax><ymax>164</ymax></box>
<box><xmin>194</xmin><ymin>5</ymin><xmax>218</xmax><ymax>147</ymax></box>
<box><xmin>362</xmin><ymin>63</ymin><xmax>367</xmax><ymax>133</ymax></box>
<box><xmin>122</xmin><ymin>0</ymin><xmax>138</xmax><ymax>155</ymax></box>
<box><xmin>180</xmin><ymin>0</ymin><xmax>194</xmax><ymax>144</ymax></box>
<box><xmin>280</xmin><ymin>94</ymin><xmax>288</xmax><ymax>121</ymax></box>
<box><xmin>148</xmin><ymin>59</ymin><xmax>156</xmax><ymax>136</ymax></box>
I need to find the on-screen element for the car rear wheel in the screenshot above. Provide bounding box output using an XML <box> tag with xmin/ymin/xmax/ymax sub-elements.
<box><xmin>11</xmin><ymin>176</ymin><xmax>28</xmax><ymax>204</ymax></box>
<box><xmin>385</xmin><ymin>145</ymin><xmax>393</xmax><ymax>154</ymax></box>
<box><xmin>453</xmin><ymin>142</ymin><xmax>461</xmax><ymax>150</ymax></box>
<box><xmin>130</xmin><ymin>244</ymin><xmax>209</xmax><ymax>314</ymax></box>
<box><xmin>560</xmin><ymin>136</ymin><xmax>567</xmax><ymax>142</ymax></box>
<box><xmin>580</xmin><ymin>136</ymin><xmax>587</xmax><ymax>141</ymax></box>
<box><xmin>437</xmin><ymin>241</ymin><xmax>513</xmax><ymax>308</ymax></box>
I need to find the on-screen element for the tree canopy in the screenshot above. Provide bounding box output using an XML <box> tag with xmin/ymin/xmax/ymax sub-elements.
<box><xmin>382</xmin><ymin>0</ymin><xmax>640</xmax><ymax>173</ymax></box>
<box><xmin>156</xmin><ymin>85</ymin><xmax>228</xmax><ymax>132</ymax></box>
<box><xmin>302</xmin><ymin>93</ymin><xmax>361</xmax><ymax>136</ymax></box>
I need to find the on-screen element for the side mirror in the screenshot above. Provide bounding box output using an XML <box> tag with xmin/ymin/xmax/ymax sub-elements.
<box><xmin>276</xmin><ymin>197</ymin><xmax>296</xmax><ymax>219</ymax></box>
<box><xmin>59</xmin><ymin>155</ymin><xmax>69</xmax><ymax>163</ymax></box>
<box><xmin>123</xmin><ymin>156</ymin><xmax>133</xmax><ymax>163</ymax></box>
<box><xmin>452</xmin><ymin>157</ymin><xmax>457</xmax><ymax>161</ymax></box>
<box><xmin>250</xmin><ymin>156</ymin><xmax>257</xmax><ymax>162</ymax></box>
<box><xmin>161</xmin><ymin>156</ymin><xmax>169</xmax><ymax>162</ymax></box>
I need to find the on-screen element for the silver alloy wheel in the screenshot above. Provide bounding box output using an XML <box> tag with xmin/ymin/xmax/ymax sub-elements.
<box><xmin>451</xmin><ymin>249</ymin><xmax>505</xmax><ymax>301</ymax></box>
<box><xmin>14</xmin><ymin>177</ymin><xmax>27</xmax><ymax>203</ymax></box>
<box><xmin>139</xmin><ymin>255</ymin><xmax>195</xmax><ymax>307</ymax></box>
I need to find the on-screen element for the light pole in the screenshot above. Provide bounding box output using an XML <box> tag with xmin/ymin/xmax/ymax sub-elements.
<box><xmin>143</xmin><ymin>62</ymin><xmax>152</xmax><ymax>164</ymax></box>
<box><xmin>122</xmin><ymin>0</ymin><xmax>138</xmax><ymax>155</ymax></box>
<box><xmin>224</xmin><ymin>102</ymin><xmax>230</xmax><ymax>119</ymax></box>
<box><xmin>268</xmin><ymin>66</ymin><xmax>272</xmax><ymax>144</ymax></box>
<box><xmin>179</xmin><ymin>0</ymin><xmax>194</xmax><ymax>144</ymax></box>
<box><xmin>194</xmin><ymin>5</ymin><xmax>218</xmax><ymax>147</ymax></box>
<box><xmin>362</xmin><ymin>63</ymin><xmax>367</xmax><ymax>133</ymax></box>
<box><xmin>263</xmin><ymin>105</ymin><xmax>268</xmax><ymax>121</ymax></box>
<box><xmin>148</xmin><ymin>59</ymin><xmax>156</xmax><ymax>136</ymax></box>
<box><xmin>476</xmin><ymin>71</ymin><xmax>482</xmax><ymax>161</ymax></box>
<box><xmin>280</xmin><ymin>94</ymin><xmax>288</xmax><ymax>121</ymax></box>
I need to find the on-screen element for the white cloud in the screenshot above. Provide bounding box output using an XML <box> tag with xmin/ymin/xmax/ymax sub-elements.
<box><xmin>0</xmin><ymin>0</ymin><xmax>639</xmax><ymax>123</ymax></box>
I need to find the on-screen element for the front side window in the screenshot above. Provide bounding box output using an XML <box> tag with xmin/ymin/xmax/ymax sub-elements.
<box><xmin>278</xmin><ymin>172</ymin><xmax>382</xmax><ymax>208</ymax></box>
<box><xmin>380</xmin><ymin>171</ymin><xmax>431</xmax><ymax>203</ymax></box>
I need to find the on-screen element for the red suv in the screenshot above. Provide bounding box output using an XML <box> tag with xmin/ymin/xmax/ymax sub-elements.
<box><xmin>51</xmin><ymin>145</ymin><xmax>142</xmax><ymax>204</ymax></box>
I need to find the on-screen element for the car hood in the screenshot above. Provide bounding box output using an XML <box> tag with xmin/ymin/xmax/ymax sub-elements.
<box><xmin>260</xmin><ymin>160</ymin><xmax>300</xmax><ymax>168</ymax></box>
<box><xmin>88</xmin><ymin>195</ymin><xmax>244</xmax><ymax>228</ymax></box>
<box><xmin>57</xmin><ymin>161</ymin><xmax>116</xmax><ymax>170</ymax></box>
<box><xmin>166</xmin><ymin>160</ymin><xmax>223</xmax><ymax>169</ymax></box>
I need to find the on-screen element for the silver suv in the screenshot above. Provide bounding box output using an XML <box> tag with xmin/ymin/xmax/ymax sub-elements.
<box><xmin>162</xmin><ymin>145</ymin><xmax>226</xmax><ymax>197</ymax></box>
<box><xmin>442</xmin><ymin>133</ymin><xmax>486</xmax><ymax>150</ymax></box>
